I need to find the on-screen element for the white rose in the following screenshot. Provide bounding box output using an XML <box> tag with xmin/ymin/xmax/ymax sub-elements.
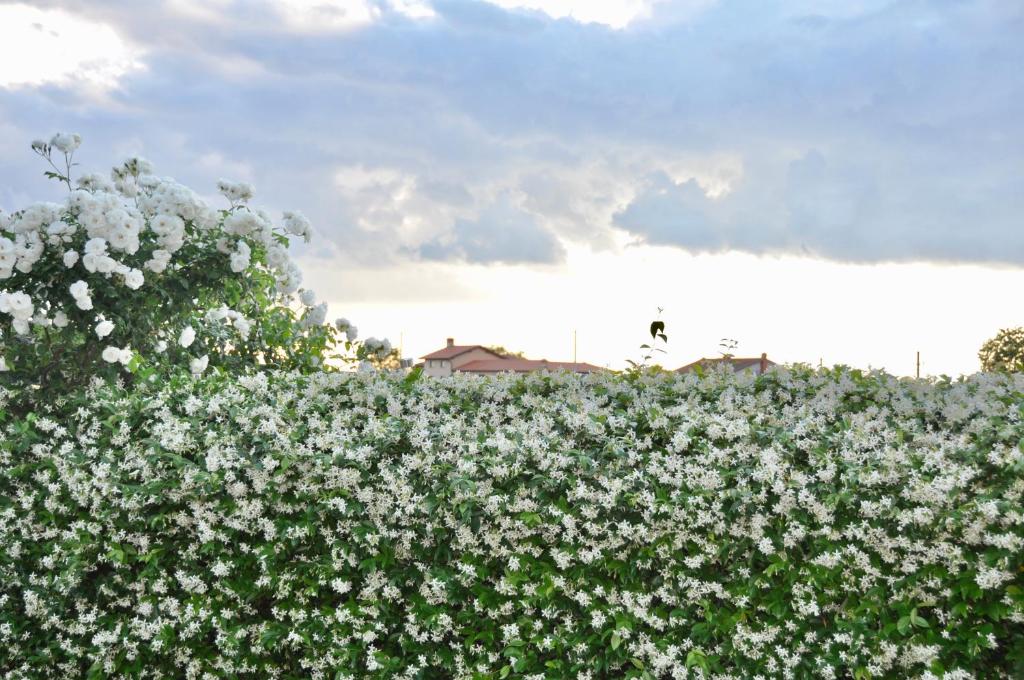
<box><xmin>190</xmin><ymin>354</ymin><xmax>209</xmax><ymax>375</ymax></box>
<box><xmin>3</xmin><ymin>291</ymin><xmax>33</xmax><ymax>320</ymax></box>
<box><xmin>299</xmin><ymin>289</ymin><xmax>316</xmax><ymax>306</ymax></box>
<box><xmin>63</xmin><ymin>250</ymin><xmax>79</xmax><ymax>267</ymax></box>
<box><xmin>234</xmin><ymin>316</ymin><xmax>252</xmax><ymax>339</ymax></box>
<box><xmin>53</xmin><ymin>311</ymin><xmax>68</xmax><ymax>328</ymax></box>
<box><xmin>84</xmin><ymin>237</ymin><xmax>107</xmax><ymax>256</ymax></box>
<box><xmin>229</xmin><ymin>251</ymin><xmax>249</xmax><ymax>273</ymax></box>
<box><xmin>123</xmin><ymin>268</ymin><xmax>144</xmax><ymax>290</ymax></box>
<box><xmin>101</xmin><ymin>346</ymin><xmax>122</xmax><ymax>363</ymax></box>
<box><xmin>146</xmin><ymin>250</ymin><xmax>171</xmax><ymax>274</ymax></box>
<box><xmin>179</xmin><ymin>326</ymin><xmax>196</xmax><ymax>348</ymax></box>
<box><xmin>50</xmin><ymin>132</ymin><xmax>82</xmax><ymax>153</ymax></box>
<box><xmin>69</xmin><ymin>280</ymin><xmax>89</xmax><ymax>300</ymax></box>
<box><xmin>95</xmin><ymin>320</ymin><xmax>114</xmax><ymax>339</ymax></box>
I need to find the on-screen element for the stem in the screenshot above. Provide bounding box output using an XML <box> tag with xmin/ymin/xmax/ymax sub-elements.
<box><xmin>64</xmin><ymin>151</ymin><xmax>73</xmax><ymax>191</ymax></box>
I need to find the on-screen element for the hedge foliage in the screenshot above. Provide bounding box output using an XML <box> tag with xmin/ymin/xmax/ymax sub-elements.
<box><xmin>1</xmin><ymin>366</ymin><xmax>1023</xmax><ymax>678</ymax></box>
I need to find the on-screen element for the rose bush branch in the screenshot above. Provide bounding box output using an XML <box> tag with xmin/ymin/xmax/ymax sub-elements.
<box><xmin>0</xmin><ymin>133</ymin><xmax>393</xmax><ymax>403</ymax></box>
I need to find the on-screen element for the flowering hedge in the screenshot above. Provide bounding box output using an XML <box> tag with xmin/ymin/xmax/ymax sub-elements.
<box><xmin>1</xmin><ymin>366</ymin><xmax>1023</xmax><ymax>678</ymax></box>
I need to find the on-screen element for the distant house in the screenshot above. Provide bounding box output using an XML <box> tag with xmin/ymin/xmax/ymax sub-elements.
<box><xmin>419</xmin><ymin>338</ymin><xmax>604</xmax><ymax>376</ymax></box>
<box><xmin>676</xmin><ymin>353</ymin><xmax>776</xmax><ymax>375</ymax></box>
<box><xmin>420</xmin><ymin>339</ymin><xmax>506</xmax><ymax>377</ymax></box>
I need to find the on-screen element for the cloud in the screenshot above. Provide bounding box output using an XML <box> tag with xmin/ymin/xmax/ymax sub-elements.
<box><xmin>615</xmin><ymin>147</ymin><xmax>1024</xmax><ymax>266</ymax></box>
<box><xmin>418</xmin><ymin>197</ymin><xmax>565</xmax><ymax>264</ymax></box>
<box><xmin>0</xmin><ymin>3</ymin><xmax>143</xmax><ymax>90</ymax></box>
<box><xmin>479</xmin><ymin>0</ymin><xmax>661</xmax><ymax>29</ymax></box>
<box><xmin>614</xmin><ymin>173</ymin><xmax>725</xmax><ymax>252</ymax></box>
<box><xmin>0</xmin><ymin>0</ymin><xmax>1022</xmax><ymax>270</ymax></box>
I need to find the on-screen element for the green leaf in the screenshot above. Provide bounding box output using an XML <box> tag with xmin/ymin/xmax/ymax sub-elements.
<box><xmin>685</xmin><ymin>649</ymin><xmax>708</xmax><ymax>671</ymax></box>
<box><xmin>897</xmin><ymin>616</ymin><xmax>911</xmax><ymax>635</ymax></box>
<box><xmin>611</xmin><ymin>632</ymin><xmax>622</xmax><ymax>650</ymax></box>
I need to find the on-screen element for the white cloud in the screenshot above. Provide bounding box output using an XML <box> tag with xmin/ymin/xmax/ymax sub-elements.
<box><xmin>0</xmin><ymin>4</ymin><xmax>142</xmax><ymax>90</ymax></box>
<box><xmin>272</xmin><ymin>0</ymin><xmax>434</xmax><ymax>32</ymax></box>
<box><xmin>481</xmin><ymin>0</ymin><xmax>659</xmax><ymax>28</ymax></box>
<box><xmin>333</xmin><ymin>165</ymin><xmax>461</xmax><ymax>246</ymax></box>
<box><xmin>274</xmin><ymin>0</ymin><xmax>380</xmax><ymax>31</ymax></box>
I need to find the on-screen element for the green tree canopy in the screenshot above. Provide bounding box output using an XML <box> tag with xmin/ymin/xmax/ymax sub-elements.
<box><xmin>979</xmin><ymin>327</ymin><xmax>1024</xmax><ymax>372</ymax></box>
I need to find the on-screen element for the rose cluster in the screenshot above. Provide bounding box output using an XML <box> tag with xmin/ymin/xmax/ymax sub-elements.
<box><xmin>0</xmin><ymin>133</ymin><xmax>373</xmax><ymax>387</ymax></box>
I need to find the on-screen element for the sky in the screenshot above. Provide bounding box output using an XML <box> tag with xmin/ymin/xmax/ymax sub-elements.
<box><xmin>1</xmin><ymin>0</ymin><xmax>1022</xmax><ymax>376</ymax></box>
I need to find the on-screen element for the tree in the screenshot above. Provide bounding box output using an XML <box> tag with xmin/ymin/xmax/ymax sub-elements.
<box><xmin>979</xmin><ymin>327</ymin><xmax>1024</xmax><ymax>373</ymax></box>
<box><xmin>0</xmin><ymin>133</ymin><xmax>386</xmax><ymax>401</ymax></box>
<box><xmin>486</xmin><ymin>345</ymin><xmax>527</xmax><ymax>358</ymax></box>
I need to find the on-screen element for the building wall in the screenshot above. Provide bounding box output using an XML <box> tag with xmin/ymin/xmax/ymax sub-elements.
<box><xmin>422</xmin><ymin>358</ymin><xmax>452</xmax><ymax>377</ymax></box>
<box><xmin>451</xmin><ymin>348</ymin><xmax>502</xmax><ymax>370</ymax></box>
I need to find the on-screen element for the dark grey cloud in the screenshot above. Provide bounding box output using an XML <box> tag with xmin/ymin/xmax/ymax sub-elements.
<box><xmin>418</xmin><ymin>198</ymin><xmax>564</xmax><ymax>264</ymax></box>
<box><xmin>1</xmin><ymin>0</ymin><xmax>1023</xmax><ymax>266</ymax></box>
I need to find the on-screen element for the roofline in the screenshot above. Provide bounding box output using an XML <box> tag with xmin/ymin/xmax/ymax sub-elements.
<box><xmin>420</xmin><ymin>345</ymin><xmax>506</xmax><ymax>360</ymax></box>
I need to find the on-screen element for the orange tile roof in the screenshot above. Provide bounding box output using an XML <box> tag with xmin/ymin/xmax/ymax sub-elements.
<box><xmin>456</xmin><ymin>359</ymin><xmax>605</xmax><ymax>374</ymax></box>
<box><xmin>676</xmin><ymin>356</ymin><xmax>777</xmax><ymax>373</ymax></box>
<box><xmin>420</xmin><ymin>345</ymin><xmax>504</xmax><ymax>360</ymax></box>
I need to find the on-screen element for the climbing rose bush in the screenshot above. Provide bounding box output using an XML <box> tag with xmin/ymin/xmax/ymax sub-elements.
<box><xmin>1</xmin><ymin>366</ymin><xmax>1022</xmax><ymax>678</ymax></box>
<box><xmin>0</xmin><ymin>133</ymin><xmax>388</xmax><ymax>395</ymax></box>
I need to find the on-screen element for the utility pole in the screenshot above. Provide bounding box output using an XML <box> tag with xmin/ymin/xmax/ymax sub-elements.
<box><xmin>916</xmin><ymin>351</ymin><xmax>920</xmax><ymax>379</ymax></box>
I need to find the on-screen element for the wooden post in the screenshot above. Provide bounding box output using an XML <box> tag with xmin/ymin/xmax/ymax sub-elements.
<box><xmin>916</xmin><ymin>351</ymin><xmax>920</xmax><ymax>379</ymax></box>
